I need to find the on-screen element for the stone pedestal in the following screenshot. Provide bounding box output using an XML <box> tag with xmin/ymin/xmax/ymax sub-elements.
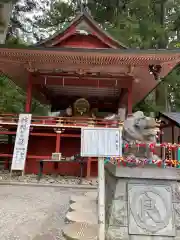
<box><xmin>105</xmin><ymin>163</ymin><xmax>180</xmax><ymax>240</ymax></box>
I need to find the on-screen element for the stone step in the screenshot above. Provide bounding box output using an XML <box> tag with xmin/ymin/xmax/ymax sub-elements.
<box><xmin>66</xmin><ymin>211</ymin><xmax>98</xmax><ymax>224</ymax></box>
<box><xmin>62</xmin><ymin>222</ymin><xmax>98</xmax><ymax>240</ymax></box>
<box><xmin>84</xmin><ymin>191</ymin><xmax>98</xmax><ymax>200</ymax></box>
<box><xmin>69</xmin><ymin>201</ymin><xmax>97</xmax><ymax>213</ymax></box>
<box><xmin>70</xmin><ymin>195</ymin><xmax>96</xmax><ymax>203</ymax></box>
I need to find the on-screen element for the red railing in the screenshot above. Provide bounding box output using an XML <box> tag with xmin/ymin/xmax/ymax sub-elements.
<box><xmin>0</xmin><ymin>113</ymin><xmax>123</xmax><ymax>128</ymax></box>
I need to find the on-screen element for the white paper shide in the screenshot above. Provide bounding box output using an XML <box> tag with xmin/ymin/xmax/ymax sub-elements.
<box><xmin>11</xmin><ymin>114</ymin><xmax>32</xmax><ymax>171</ymax></box>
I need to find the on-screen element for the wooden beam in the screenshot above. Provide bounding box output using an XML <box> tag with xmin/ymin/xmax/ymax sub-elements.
<box><xmin>0</xmin><ymin>131</ymin><xmax>56</xmax><ymax>136</ymax></box>
<box><xmin>60</xmin><ymin>134</ymin><xmax>80</xmax><ymax>138</ymax></box>
<box><xmin>127</xmin><ymin>84</ymin><xmax>132</xmax><ymax>115</ymax></box>
<box><xmin>31</xmin><ymin>132</ymin><xmax>56</xmax><ymax>137</ymax></box>
<box><xmin>55</xmin><ymin>132</ymin><xmax>61</xmax><ymax>152</ymax></box>
<box><xmin>51</xmin><ymin>96</ymin><xmax>118</xmax><ymax>110</ymax></box>
<box><xmin>172</xmin><ymin>125</ymin><xmax>175</xmax><ymax>159</ymax></box>
<box><xmin>0</xmin><ymin>153</ymin><xmax>52</xmax><ymax>159</ymax></box>
<box><xmin>160</xmin><ymin>123</ymin><xmax>173</xmax><ymax>129</ymax></box>
<box><xmin>0</xmin><ymin>131</ymin><xmax>80</xmax><ymax>138</ymax></box>
<box><xmin>117</xmin><ymin>88</ymin><xmax>127</xmax><ymax>108</ymax></box>
<box><xmin>172</xmin><ymin>125</ymin><xmax>175</xmax><ymax>144</ymax></box>
<box><xmin>33</xmin><ymin>71</ymin><xmax>132</xmax><ymax>79</ymax></box>
<box><xmin>32</xmin><ymin>75</ymin><xmax>132</xmax><ymax>88</ymax></box>
<box><xmin>25</xmin><ymin>73</ymin><xmax>32</xmax><ymax>113</ymax></box>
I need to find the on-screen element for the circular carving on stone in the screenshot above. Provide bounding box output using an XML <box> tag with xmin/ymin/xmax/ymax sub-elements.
<box><xmin>130</xmin><ymin>187</ymin><xmax>171</xmax><ymax>233</ymax></box>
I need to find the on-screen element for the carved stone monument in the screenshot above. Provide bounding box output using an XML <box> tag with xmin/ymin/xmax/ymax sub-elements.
<box><xmin>123</xmin><ymin>111</ymin><xmax>159</xmax><ymax>144</ymax></box>
<box><xmin>128</xmin><ymin>184</ymin><xmax>174</xmax><ymax>236</ymax></box>
<box><xmin>105</xmin><ymin>164</ymin><xmax>180</xmax><ymax>240</ymax></box>
<box><xmin>104</xmin><ymin>111</ymin><xmax>179</xmax><ymax>239</ymax></box>
<box><xmin>105</xmin><ymin>110</ymin><xmax>159</xmax><ymax>144</ymax></box>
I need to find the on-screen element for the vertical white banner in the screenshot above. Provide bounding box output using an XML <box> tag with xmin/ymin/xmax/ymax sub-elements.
<box><xmin>11</xmin><ymin>114</ymin><xmax>32</xmax><ymax>171</ymax></box>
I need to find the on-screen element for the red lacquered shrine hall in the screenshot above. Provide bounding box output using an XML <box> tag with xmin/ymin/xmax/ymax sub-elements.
<box><xmin>0</xmin><ymin>11</ymin><xmax>180</xmax><ymax>177</ymax></box>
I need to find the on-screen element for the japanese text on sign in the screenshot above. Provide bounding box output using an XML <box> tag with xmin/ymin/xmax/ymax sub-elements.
<box><xmin>81</xmin><ymin>127</ymin><xmax>122</xmax><ymax>157</ymax></box>
<box><xmin>11</xmin><ymin>114</ymin><xmax>32</xmax><ymax>171</ymax></box>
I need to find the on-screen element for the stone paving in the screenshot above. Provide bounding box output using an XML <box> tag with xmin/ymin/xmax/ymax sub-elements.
<box><xmin>0</xmin><ymin>185</ymin><xmax>87</xmax><ymax>240</ymax></box>
<box><xmin>0</xmin><ymin>170</ymin><xmax>98</xmax><ymax>186</ymax></box>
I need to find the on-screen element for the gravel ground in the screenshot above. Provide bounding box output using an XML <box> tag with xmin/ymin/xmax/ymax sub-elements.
<box><xmin>0</xmin><ymin>170</ymin><xmax>98</xmax><ymax>186</ymax></box>
<box><xmin>0</xmin><ymin>185</ymin><xmax>87</xmax><ymax>240</ymax></box>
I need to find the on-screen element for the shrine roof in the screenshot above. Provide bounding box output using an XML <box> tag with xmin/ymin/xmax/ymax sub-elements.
<box><xmin>1</xmin><ymin>44</ymin><xmax>180</xmax><ymax>54</ymax></box>
<box><xmin>0</xmin><ymin>46</ymin><xmax>180</xmax><ymax>66</ymax></box>
<box><xmin>0</xmin><ymin>45</ymin><xmax>180</xmax><ymax>106</ymax></box>
<box><xmin>35</xmin><ymin>11</ymin><xmax>127</xmax><ymax>49</ymax></box>
<box><xmin>160</xmin><ymin>112</ymin><xmax>180</xmax><ymax>127</ymax></box>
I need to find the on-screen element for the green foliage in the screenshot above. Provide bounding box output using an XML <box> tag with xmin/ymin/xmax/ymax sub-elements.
<box><xmin>0</xmin><ymin>75</ymin><xmax>25</xmax><ymax>113</ymax></box>
<box><xmin>133</xmin><ymin>92</ymin><xmax>160</xmax><ymax>115</ymax></box>
<box><xmin>34</xmin><ymin>0</ymin><xmax>178</xmax><ymax>49</ymax></box>
<box><xmin>0</xmin><ymin>0</ymin><xmax>16</xmax><ymax>2</ymax></box>
<box><xmin>0</xmin><ymin>0</ymin><xmax>16</xmax><ymax>3</ymax></box>
<box><xmin>6</xmin><ymin>0</ymin><xmax>47</xmax><ymax>41</ymax></box>
<box><xmin>0</xmin><ymin>74</ymin><xmax>49</xmax><ymax>115</ymax></box>
<box><xmin>0</xmin><ymin>1</ymin><xmax>49</xmax><ymax>115</ymax></box>
<box><xmin>0</xmin><ymin>37</ymin><xmax>49</xmax><ymax>115</ymax></box>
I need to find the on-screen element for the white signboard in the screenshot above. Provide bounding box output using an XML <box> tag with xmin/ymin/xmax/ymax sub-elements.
<box><xmin>81</xmin><ymin>127</ymin><xmax>122</xmax><ymax>157</ymax></box>
<box><xmin>11</xmin><ymin>114</ymin><xmax>32</xmax><ymax>171</ymax></box>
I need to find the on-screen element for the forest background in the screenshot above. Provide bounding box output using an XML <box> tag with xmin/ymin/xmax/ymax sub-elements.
<box><xmin>1</xmin><ymin>0</ymin><xmax>180</xmax><ymax>115</ymax></box>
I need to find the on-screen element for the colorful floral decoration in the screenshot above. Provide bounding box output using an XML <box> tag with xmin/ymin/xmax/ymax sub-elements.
<box><xmin>104</xmin><ymin>142</ymin><xmax>180</xmax><ymax>168</ymax></box>
<box><xmin>104</xmin><ymin>156</ymin><xmax>180</xmax><ymax>168</ymax></box>
<box><xmin>123</xmin><ymin>142</ymin><xmax>180</xmax><ymax>149</ymax></box>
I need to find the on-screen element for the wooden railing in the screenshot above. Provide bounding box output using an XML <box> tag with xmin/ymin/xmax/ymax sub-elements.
<box><xmin>0</xmin><ymin>113</ymin><xmax>123</xmax><ymax>128</ymax></box>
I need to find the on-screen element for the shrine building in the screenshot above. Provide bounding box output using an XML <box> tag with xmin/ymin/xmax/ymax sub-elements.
<box><xmin>0</xmin><ymin>11</ymin><xmax>180</xmax><ymax>177</ymax></box>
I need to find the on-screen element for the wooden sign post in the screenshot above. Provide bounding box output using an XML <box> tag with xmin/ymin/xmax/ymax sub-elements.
<box><xmin>11</xmin><ymin>114</ymin><xmax>32</xmax><ymax>176</ymax></box>
<box><xmin>81</xmin><ymin>127</ymin><xmax>123</xmax><ymax>240</ymax></box>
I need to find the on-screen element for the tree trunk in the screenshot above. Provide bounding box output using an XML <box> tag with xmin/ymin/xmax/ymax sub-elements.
<box><xmin>155</xmin><ymin>0</ymin><xmax>169</xmax><ymax>112</ymax></box>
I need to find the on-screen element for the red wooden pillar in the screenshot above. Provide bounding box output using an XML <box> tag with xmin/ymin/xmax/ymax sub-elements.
<box><xmin>87</xmin><ymin>158</ymin><xmax>92</xmax><ymax>179</ymax></box>
<box><xmin>172</xmin><ymin>125</ymin><xmax>175</xmax><ymax>144</ymax></box>
<box><xmin>55</xmin><ymin>132</ymin><xmax>61</xmax><ymax>152</ymax></box>
<box><xmin>25</xmin><ymin>73</ymin><xmax>32</xmax><ymax>113</ymax></box>
<box><xmin>86</xmin><ymin>157</ymin><xmax>98</xmax><ymax>179</ymax></box>
<box><xmin>172</xmin><ymin>125</ymin><xmax>175</xmax><ymax>159</ymax></box>
<box><xmin>127</xmin><ymin>85</ymin><xmax>132</xmax><ymax>115</ymax></box>
<box><xmin>160</xmin><ymin>128</ymin><xmax>163</xmax><ymax>158</ymax></box>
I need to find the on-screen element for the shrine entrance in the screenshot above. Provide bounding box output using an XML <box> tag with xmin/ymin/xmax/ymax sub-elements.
<box><xmin>0</xmin><ymin>11</ymin><xmax>180</xmax><ymax>176</ymax></box>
